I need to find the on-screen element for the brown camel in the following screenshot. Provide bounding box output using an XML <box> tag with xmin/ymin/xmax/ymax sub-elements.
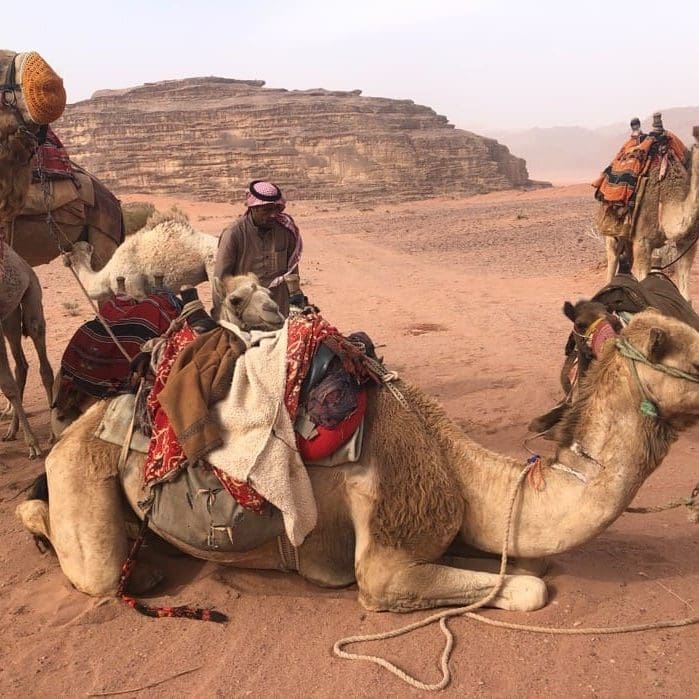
<box><xmin>1</xmin><ymin>50</ymin><xmax>122</xmax><ymax>272</ymax></box>
<box><xmin>11</xmin><ymin>165</ymin><xmax>125</xmax><ymax>270</ymax></box>
<box><xmin>599</xmin><ymin>121</ymin><xmax>699</xmax><ymax>301</ymax></box>
<box><xmin>0</xmin><ymin>242</ymin><xmax>54</xmax><ymax>457</ymax></box>
<box><xmin>16</xmin><ymin>310</ymin><xmax>699</xmax><ymax>615</ymax></box>
<box><xmin>0</xmin><ymin>50</ymin><xmax>65</xmax><ymax>454</ymax></box>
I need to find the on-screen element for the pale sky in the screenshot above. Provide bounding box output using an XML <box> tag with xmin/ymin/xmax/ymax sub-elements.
<box><xmin>6</xmin><ymin>0</ymin><xmax>698</xmax><ymax>131</ymax></box>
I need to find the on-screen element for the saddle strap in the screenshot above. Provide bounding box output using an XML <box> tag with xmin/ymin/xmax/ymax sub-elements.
<box><xmin>117</xmin><ymin>380</ymin><xmax>143</xmax><ymax>474</ymax></box>
<box><xmin>277</xmin><ymin>533</ymin><xmax>299</xmax><ymax>572</ymax></box>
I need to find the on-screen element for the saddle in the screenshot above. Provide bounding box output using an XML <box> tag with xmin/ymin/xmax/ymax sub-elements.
<box><xmin>591</xmin><ymin>272</ymin><xmax>699</xmax><ymax>331</ymax></box>
<box><xmin>98</xmin><ymin>393</ymin><xmax>285</xmax><ymax>554</ymax></box>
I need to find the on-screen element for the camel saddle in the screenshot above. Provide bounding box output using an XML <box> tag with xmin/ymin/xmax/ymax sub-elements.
<box><xmin>591</xmin><ymin>272</ymin><xmax>699</xmax><ymax>332</ymax></box>
<box><xmin>97</xmin><ymin>394</ymin><xmax>285</xmax><ymax>554</ymax></box>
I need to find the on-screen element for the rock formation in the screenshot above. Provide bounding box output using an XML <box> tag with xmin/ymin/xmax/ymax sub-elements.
<box><xmin>54</xmin><ymin>77</ymin><xmax>542</xmax><ymax>203</ymax></box>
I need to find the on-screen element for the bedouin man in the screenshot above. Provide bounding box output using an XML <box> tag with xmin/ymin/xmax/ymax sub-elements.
<box><xmin>214</xmin><ymin>180</ymin><xmax>305</xmax><ymax>317</ymax></box>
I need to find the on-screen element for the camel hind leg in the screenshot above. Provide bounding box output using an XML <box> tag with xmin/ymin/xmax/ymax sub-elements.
<box><xmin>1</xmin><ymin>307</ymin><xmax>27</xmax><ymax>422</ymax></box>
<box><xmin>19</xmin><ymin>275</ymin><xmax>55</xmax><ymax>412</ymax></box>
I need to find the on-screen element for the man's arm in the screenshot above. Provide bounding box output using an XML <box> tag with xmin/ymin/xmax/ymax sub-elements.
<box><xmin>214</xmin><ymin>222</ymin><xmax>239</xmax><ymax>281</ymax></box>
<box><xmin>213</xmin><ymin>221</ymin><xmax>241</xmax><ymax>313</ymax></box>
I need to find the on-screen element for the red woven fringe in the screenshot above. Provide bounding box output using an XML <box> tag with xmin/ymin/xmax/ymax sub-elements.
<box><xmin>116</xmin><ymin>513</ymin><xmax>228</xmax><ymax>623</ymax></box>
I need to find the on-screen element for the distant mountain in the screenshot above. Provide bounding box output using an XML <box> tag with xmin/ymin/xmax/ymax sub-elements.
<box><xmin>486</xmin><ymin>107</ymin><xmax>699</xmax><ymax>185</ymax></box>
<box><xmin>54</xmin><ymin>77</ymin><xmax>540</xmax><ymax>204</ymax></box>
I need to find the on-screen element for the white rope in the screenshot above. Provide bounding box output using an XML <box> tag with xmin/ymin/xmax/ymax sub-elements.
<box><xmin>332</xmin><ymin>462</ymin><xmax>533</xmax><ymax>691</ymax></box>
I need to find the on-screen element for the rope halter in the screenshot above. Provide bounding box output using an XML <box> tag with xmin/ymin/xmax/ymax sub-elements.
<box><xmin>615</xmin><ymin>337</ymin><xmax>699</xmax><ymax>418</ymax></box>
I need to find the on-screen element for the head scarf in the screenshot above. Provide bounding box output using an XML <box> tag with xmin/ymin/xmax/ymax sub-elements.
<box><xmin>244</xmin><ymin>181</ymin><xmax>303</xmax><ymax>288</ymax></box>
<box><xmin>245</xmin><ymin>180</ymin><xmax>286</xmax><ymax>209</ymax></box>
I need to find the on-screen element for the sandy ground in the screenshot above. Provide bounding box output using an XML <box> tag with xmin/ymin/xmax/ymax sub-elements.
<box><xmin>1</xmin><ymin>184</ymin><xmax>698</xmax><ymax>697</ymax></box>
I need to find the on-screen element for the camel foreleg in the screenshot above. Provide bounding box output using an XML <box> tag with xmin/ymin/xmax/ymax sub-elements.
<box><xmin>632</xmin><ymin>235</ymin><xmax>653</xmax><ymax>282</ymax></box>
<box><xmin>605</xmin><ymin>236</ymin><xmax>621</xmax><ymax>284</ymax></box>
<box><xmin>356</xmin><ymin>547</ymin><xmax>548</xmax><ymax>613</ymax></box>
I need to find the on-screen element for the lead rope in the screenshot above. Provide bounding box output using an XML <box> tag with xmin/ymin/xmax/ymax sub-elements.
<box><xmin>34</xmin><ymin>161</ymin><xmax>133</xmax><ymax>363</ymax></box>
<box><xmin>333</xmin><ymin>460</ymin><xmax>534</xmax><ymax>691</ymax></box>
<box><xmin>334</xmin><ymin>461</ymin><xmax>699</xmax><ymax>692</ymax></box>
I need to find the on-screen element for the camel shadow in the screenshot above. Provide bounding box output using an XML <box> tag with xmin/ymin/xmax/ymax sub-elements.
<box><xmin>545</xmin><ymin>528</ymin><xmax>699</xmax><ymax>586</ymax></box>
<box><xmin>136</xmin><ymin>535</ymin><xmax>358</xmax><ymax>602</ymax></box>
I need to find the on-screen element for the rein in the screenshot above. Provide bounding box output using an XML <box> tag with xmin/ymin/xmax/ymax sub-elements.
<box><xmin>615</xmin><ymin>337</ymin><xmax>699</xmax><ymax>418</ymax></box>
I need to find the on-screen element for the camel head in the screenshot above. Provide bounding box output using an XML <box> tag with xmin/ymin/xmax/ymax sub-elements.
<box><xmin>563</xmin><ymin>299</ymin><xmax>622</xmax><ymax>338</ymax></box>
<box><xmin>213</xmin><ymin>273</ymin><xmax>284</xmax><ymax>331</ymax></box>
<box><xmin>552</xmin><ymin>309</ymin><xmax>699</xmax><ymax>451</ymax></box>
<box><xmin>0</xmin><ymin>51</ymin><xmax>66</xmax><ymax>223</ymax></box>
<box><xmin>617</xmin><ymin>309</ymin><xmax>699</xmax><ymax>421</ymax></box>
<box><xmin>63</xmin><ymin>241</ymin><xmax>95</xmax><ymax>271</ymax></box>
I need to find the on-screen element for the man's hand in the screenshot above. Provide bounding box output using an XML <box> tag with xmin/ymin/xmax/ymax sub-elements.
<box><xmin>289</xmin><ymin>292</ymin><xmax>307</xmax><ymax>308</ymax></box>
<box><xmin>289</xmin><ymin>292</ymin><xmax>319</xmax><ymax>315</ymax></box>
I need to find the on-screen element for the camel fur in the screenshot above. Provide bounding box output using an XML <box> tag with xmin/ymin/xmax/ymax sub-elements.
<box><xmin>0</xmin><ymin>243</ymin><xmax>54</xmax><ymax>457</ymax></box>
<box><xmin>600</xmin><ymin>127</ymin><xmax>699</xmax><ymax>301</ymax></box>
<box><xmin>17</xmin><ymin>310</ymin><xmax>699</xmax><ymax>613</ymax></box>
<box><xmin>0</xmin><ymin>51</ymin><xmax>121</xmax><ymax>272</ymax></box>
<box><xmin>64</xmin><ymin>214</ymin><xmax>217</xmax><ymax>302</ymax></box>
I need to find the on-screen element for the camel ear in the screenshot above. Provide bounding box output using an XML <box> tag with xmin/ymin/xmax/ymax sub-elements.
<box><xmin>607</xmin><ymin>313</ymin><xmax>623</xmax><ymax>333</ymax></box>
<box><xmin>563</xmin><ymin>301</ymin><xmax>576</xmax><ymax>322</ymax></box>
<box><xmin>647</xmin><ymin>327</ymin><xmax>668</xmax><ymax>363</ymax></box>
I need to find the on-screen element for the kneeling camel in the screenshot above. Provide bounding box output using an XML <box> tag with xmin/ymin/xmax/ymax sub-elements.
<box><xmin>17</xmin><ymin>310</ymin><xmax>699</xmax><ymax>612</ymax></box>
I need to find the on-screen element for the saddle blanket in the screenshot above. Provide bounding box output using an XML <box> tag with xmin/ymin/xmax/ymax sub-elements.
<box><xmin>60</xmin><ymin>292</ymin><xmax>182</xmax><ymax>398</ymax></box>
<box><xmin>592</xmin><ymin>130</ymin><xmax>688</xmax><ymax>207</ymax></box>
<box><xmin>31</xmin><ymin>127</ymin><xmax>72</xmax><ymax>181</ymax></box>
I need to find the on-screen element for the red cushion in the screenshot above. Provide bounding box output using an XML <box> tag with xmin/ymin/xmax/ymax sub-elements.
<box><xmin>297</xmin><ymin>389</ymin><xmax>367</xmax><ymax>461</ymax></box>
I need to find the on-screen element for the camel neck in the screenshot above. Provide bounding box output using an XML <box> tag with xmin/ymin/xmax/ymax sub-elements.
<box><xmin>450</xmin><ymin>362</ymin><xmax>675</xmax><ymax>558</ymax></box>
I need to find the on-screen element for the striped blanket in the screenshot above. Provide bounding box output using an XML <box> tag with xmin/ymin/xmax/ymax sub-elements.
<box><xmin>32</xmin><ymin>127</ymin><xmax>73</xmax><ymax>181</ymax></box>
<box><xmin>60</xmin><ymin>292</ymin><xmax>182</xmax><ymax>398</ymax></box>
<box><xmin>592</xmin><ymin>130</ymin><xmax>688</xmax><ymax>207</ymax></box>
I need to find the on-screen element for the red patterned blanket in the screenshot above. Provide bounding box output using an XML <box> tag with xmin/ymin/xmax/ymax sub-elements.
<box><xmin>60</xmin><ymin>292</ymin><xmax>182</xmax><ymax>398</ymax></box>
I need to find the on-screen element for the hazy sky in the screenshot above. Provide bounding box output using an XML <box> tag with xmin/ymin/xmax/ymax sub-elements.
<box><xmin>6</xmin><ymin>0</ymin><xmax>698</xmax><ymax>132</ymax></box>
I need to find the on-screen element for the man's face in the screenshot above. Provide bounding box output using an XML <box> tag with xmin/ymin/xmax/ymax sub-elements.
<box><xmin>250</xmin><ymin>204</ymin><xmax>281</xmax><ymax>229</ymax></box>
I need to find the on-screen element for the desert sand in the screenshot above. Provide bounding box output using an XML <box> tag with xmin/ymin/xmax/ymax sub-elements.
<box><xmin>1</xmin><ymin>184</ymin><xmax>698</xmax><ymax>697</ymax></box>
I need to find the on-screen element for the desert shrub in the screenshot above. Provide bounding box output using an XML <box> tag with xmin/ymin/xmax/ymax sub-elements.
<box><xmin>122</xmin><ymin>202</ymin><xmax>156</xmax><ymax>236</ymax></box>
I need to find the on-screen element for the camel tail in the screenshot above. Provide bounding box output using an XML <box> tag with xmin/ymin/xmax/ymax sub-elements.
<box><xmin>29</xmin><ymin>472</ymin><xmax>49</xmax><ymax>502</ymax></box>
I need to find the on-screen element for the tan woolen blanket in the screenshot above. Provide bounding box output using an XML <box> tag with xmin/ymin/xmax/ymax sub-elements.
<box><xmin>206</xmin><ymin>320</ymin><xmax>317</xmax><ymax>546</ymax></box>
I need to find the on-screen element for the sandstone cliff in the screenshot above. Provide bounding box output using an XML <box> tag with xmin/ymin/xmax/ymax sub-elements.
<box><xmin>54</xmin><ymin>77</ymin><xmax>541</xmax><ymax>203</ymax></box>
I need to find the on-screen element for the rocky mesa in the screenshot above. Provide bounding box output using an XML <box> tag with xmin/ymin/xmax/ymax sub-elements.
<box><xmin>54</xmin><ymin>77</ymin><xmax>543</xmax><ymax>203</ymax></box>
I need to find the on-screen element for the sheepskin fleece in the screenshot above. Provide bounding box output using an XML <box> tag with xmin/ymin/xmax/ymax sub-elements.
<box><xmin>207</xmin><ymin>320</ymin><xmax>317</xmax><ymax>545</ymax></box>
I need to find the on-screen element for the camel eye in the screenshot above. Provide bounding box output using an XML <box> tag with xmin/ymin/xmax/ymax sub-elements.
<box><xmin>228</xmin><ymin>295</ymin><xmax>243</xmax><ymax>306</ymax></box>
